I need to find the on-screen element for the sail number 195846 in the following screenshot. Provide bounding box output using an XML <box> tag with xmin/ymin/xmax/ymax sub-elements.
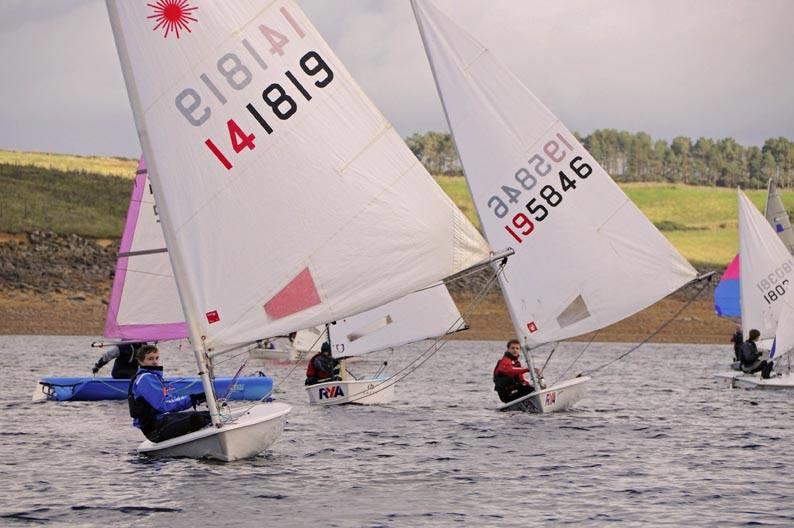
<box><xmin>497</xmin><ymin>132</ymin><xmax>593</xmax><ymax>243</ymax></box>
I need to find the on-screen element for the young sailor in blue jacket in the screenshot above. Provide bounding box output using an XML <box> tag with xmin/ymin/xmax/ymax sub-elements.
<box><xmin>128</xmin><ymin>344</ymin><xmax>212</xmax><ymax>443</ymax></box>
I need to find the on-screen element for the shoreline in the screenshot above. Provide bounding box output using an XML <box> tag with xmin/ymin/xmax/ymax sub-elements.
<box><xmin>0</xmin><ymin>288</ymin><xmax>734</xmax><ymax>344</ymax></box>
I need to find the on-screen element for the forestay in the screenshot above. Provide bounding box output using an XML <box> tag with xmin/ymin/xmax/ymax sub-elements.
<box><xmin>411</xmin><ymin>0</ymin><xmax>696</xmax><ymax>346</ymax></box>
<box><xmin>328</xmin><ymin>282</ymin><xmax>464</xmax><ymax>358</ymax></box>
<box><xmin>738</xmin><ymin>189</ymin><xmax>794</xmax><ymax>339</ymax></box>
<box><xmin>104</xmin><ymin>157</ymin><xmax>187</xmax><ymax>341</ymax></box>
<box><xmin>106</xmin><ymin>0</ymin><xmax>488</xmax><ymax>353</ymax></box>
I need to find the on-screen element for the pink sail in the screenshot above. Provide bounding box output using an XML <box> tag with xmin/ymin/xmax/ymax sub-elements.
<box><xmin>103</xmin><ymin>157</ymin><xmax>188</xmax><ymax>341</ymax></box>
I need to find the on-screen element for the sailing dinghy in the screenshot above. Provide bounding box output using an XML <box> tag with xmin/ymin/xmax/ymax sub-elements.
<box><xmin>411</xmin><ymin>0</ymin><xmax>699</xmax><ymax>412</ymax></box>
<box><xmin>105</xmin><ymin>0</ymin><xmax>491</xmax><ymax>459</ymax></box>
<box><xmin>305</xmin><ymin>282</ymin><xmax>466</xmax><ymax>405</ymax></box>
<box><xmin>714</xmin><ymin>179</ymin><xmax>794</xmax><ymax>320</ymax></box>
<box><xmin>714</xmin><ymin>190</ymin><xmax>794</xmax><ymax>389</ymax></box>
<box><xmin>33</xmin><ymin>158</ymin><xmax>273</xmax><ymax>402</ymax></box>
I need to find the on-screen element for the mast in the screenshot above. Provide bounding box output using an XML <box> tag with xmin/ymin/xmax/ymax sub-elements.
<box><xmin>105</xmin><ymin>1</ymin><xmax>222</xmax><ymax>427</ymax></box>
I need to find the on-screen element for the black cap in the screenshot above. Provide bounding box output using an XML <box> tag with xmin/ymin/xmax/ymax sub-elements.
<box><xmin>321</xmin><ymin>342</ymin><xmax>331</xmax><ymax>353</ymax></box>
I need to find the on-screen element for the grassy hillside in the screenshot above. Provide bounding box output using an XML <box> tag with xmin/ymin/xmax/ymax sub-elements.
<box><xmin>0</xmin><ymin>150</ymin><xmax>137</xmax><ymax>179</ymax></box>
<box><xmin>2</xmin><ymin>150</ymin><xmax>791</xmax><ymax>269</ymax></box>
<box><xmin>0</xmin><ymin>164</ymin><xmax>131</xmax><ymax>238</ymax></box>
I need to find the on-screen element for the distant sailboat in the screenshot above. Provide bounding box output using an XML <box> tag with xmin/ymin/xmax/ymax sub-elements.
<box><xmin>714</xmin><ymin>179</ymin><xmax>794</xmax><ymax>318</ymax></box>
<box><xmin>411</xmin><ymin>0</ymin><xmax>698</xmax><ymax>411</ymax></box>
<box><xmin>105</xmin><ymin>0</ymin><xmax>491</xmax><ymax>459</ymax></box>
<box><xmin>33</xmin><ymin>158</ymin><xmax>272</xmax><ymax>403</ymax></box>
<box><xmin>714</xmin><ymin>190</ymin><xmax>794</xmax><ymax>389</ymax></box>
<box><xmin>304</xmin><ymin>282</ymin><xmax>466</xmax><ymax>405</ymax></box>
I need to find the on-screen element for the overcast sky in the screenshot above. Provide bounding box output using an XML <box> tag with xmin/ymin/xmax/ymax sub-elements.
<box><xmin>1</xmin><ymin>0</ymin><xmax>792</xmax><ymax>158</ymax></box>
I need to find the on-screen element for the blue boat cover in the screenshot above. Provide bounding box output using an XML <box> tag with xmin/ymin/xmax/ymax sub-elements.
<box><xmin>37</xmin><ymin>374</ymin><xmax>273</xmax><ymax>402</ymax></box>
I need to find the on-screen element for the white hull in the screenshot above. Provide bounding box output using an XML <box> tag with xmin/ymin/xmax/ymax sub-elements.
<box><xmin>713</xmin><ymin>371</ymin><xmax>794</xmax><ymax>389</ymax></box>
<box><xmin>497</xmin><ymin>377</ymin><xmax>590</xmax><ymax>413</ymax></box>
<box><xmin>249</xmin><ymin>347</ymin><xmax>301</xmax><ymax>362</ymax></box>
<box><xmin>137</xmin><ymin>402</ymin><xmax>291</xmax><ymax>462</ymax></box>
<box><xmin>305</xmin><ymin>378</ymin><xmax>395</xmax><ymax>406</ymax></box>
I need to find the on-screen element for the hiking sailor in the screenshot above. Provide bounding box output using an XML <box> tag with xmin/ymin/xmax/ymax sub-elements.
<box><xmin>92</xmin><ymin>341</ymin><xmax>146</xmax><ymax>379</ymax></box>
<box><xmin>305</xmin><ymin>342</ymin><xmax>341</xmax><ymax>386</ymax></box>
<box><xmin>128</xmin><ymin>344</ymin><xmax>211</xmax><ymax>443</ymax></box>
<box><xmin>493</xmin><ymin>339</ymin><xmax>543</xmax><ymax>403</ymax></box>
<box><xmin>740</xmin><ymin>329</ymin><xmax>774</xmax><ymax>379</ymax></box>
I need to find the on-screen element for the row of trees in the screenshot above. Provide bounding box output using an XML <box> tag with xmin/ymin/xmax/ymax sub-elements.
<box><xmin>405</xmin><ymin>130</ymin><xmax>794</xmax><ymax>188</ymax></box>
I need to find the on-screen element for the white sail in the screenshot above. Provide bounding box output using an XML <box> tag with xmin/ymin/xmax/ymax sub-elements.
<box><xmin>106</xmin><ymin>0</ymin><xmax>489</xmax><ymax>354</ymax></box>
<box><xmin>771</xmin><ymin>301</ymin><xmax>794</xmax><ymax>361</ymax></box>
<box><xmin>764</xmin><ymin>179</ymin><xmax>794</xmax><ymax>254</ymax></box>
<box><xmin>328</xmin><ymin>282</ymin><xmax>464</xmax><ymax>358</ymax></box>
<box><xmin>738</xmin><ymin>189</ymin><xmax>794</xmax><ymax>339</ymax></box>
<box><xmin>411</xmin><ymin>0</ymin><xmax>696</xmax><ymax>346</ymax></box>
<box><xmin>104</xmin><ymin>157</ymin><xmax>188</xmax><ymax>341</ymax></box>
<box><xmin>293</xmin><ymin>326</ymin><xmax>325</xmax><ymax>354</ymax></box>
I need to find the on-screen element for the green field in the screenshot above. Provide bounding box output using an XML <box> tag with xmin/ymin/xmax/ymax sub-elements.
<box><xmin>0</xmin><ymin>150</ymin><xmax>137</xmax><ymax>179</ymax></box>
<box><xmin>2</xmin><ymin>150</ymin><xmax>790</xmax><ymax>269</ymax></box>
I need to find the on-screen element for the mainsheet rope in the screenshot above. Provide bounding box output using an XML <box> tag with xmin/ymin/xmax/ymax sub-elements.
<box><xmin>581</xmin><ymin>274</ymin><xmax>713</xmax><ymax>376</ymax></box>
<box><xmin>328</xmin><ymin>257</ymin><xmax>508</xmax><ymax>405</ymax></box>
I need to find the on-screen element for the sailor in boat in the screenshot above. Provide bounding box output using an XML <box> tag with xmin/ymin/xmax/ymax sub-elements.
<box><xmin>493</xmin><ymin>339</ymin><xmax>544</xmax><ymax>403</ymax></box>
<box><xmin>128</xmin><ymin>344</ymin><xmax>212</xmax><ymax>443</ymax></box>
<box><xmin>739</xmin><ymin>329</ymin><xmax>774</xmax><ymax>379</ymax></box>
<box><xmin>730</xmin><ymin>326</ymin><xmax>743</xmax><ymax>370</ymax></box>
<box><xmin>305</xmin><ymin>342</ymin><xmax>341</xmax><ymax>386</ymax></box>
<box><xmin>92</xmin><ymin>341</ymin><xmax>146</xmax><ymax>379</ymax></box>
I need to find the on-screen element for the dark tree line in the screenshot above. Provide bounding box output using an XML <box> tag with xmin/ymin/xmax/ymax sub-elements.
<box><xmin>406</xmin><ymin>130</ymin><xmax>794</xmax><ymax>188</ymax></box>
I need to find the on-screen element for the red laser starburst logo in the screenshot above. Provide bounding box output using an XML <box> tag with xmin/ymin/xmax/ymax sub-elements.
<box><xmin>147</xmin><ymin>0</ymin><xmax>198</xmax><ymax>39</ymax></box>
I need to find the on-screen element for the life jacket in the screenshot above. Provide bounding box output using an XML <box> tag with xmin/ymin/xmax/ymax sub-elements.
<box><xmin>306</xmin><ymin>353</ymin><xmax>320</xmax><ymax>379</ymax></box>
<box><xmin>493</xmin><ymin>355</ymin><xmax>521</xmax><ymax>393</ymax></box>
<box><xmin>113</xmin><ymin>343</ymin><xmax>141</xmax><ymax>379</ymax></box>
<box><xmin>740</xmin><ymin>341</ymin><xmax>760</xmax><ymax>367</ymax></box>
<box><xmin>127</xmin><ymin>370</ymin><xmax>159</xmax><ymax>430</ymax></box>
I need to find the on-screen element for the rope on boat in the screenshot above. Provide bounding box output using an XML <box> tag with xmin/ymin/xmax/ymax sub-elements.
<box><xmin>538</xmin><ymin>343</ymin><xmax>558</xmax><ymax>375</ymax></box>
<box><xmin>551</xmin><ymin>331</ymin><xmax>599</xmax><ymax>386</ymax></box>
<box><xmin>334</xmin><ymin>257</ymin><xmax>507</xmax><ymax>405</ymax></box>
<box><xmin>581</xmin><ymin>273</ymin><xmax>713</xmax><ymax>376</ymax></box>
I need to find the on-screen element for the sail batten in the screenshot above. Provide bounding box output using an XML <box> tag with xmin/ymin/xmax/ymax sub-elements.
<box><xmin>412</xmin><ymin>0</ymin><xmax>697</xmax><ymax>346</ymax></box>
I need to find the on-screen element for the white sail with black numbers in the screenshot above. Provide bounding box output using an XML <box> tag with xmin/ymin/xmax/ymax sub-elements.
<box><xmin>106</xmin><ymin>0</ymin><xmax>489</xmax><ymax>353</ymax></box>
<box><xmin>104</xmin><ymin>157</ymin><xmax>188</xmax><ymax>341</ymax></box>
<box><xmin>738</xmin><ymin>189</ymin><xmax>794</xmax><ymax>340</ymax></box>
<box><xmin>411</xmin><ymin>0</ymin><xmax>696</xmax><ymax>346</ymax></box>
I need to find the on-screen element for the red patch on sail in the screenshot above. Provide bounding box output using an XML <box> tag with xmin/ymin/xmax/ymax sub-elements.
<box><xmin>206</xmin><ymin>310</ymin><xmax>220</xmax><ymax>324</ymax></box>
<box><xmin>264</xmin><ymin>268</ymin><xmax>321</xmax><ymax>320</ymax></box>
<box><xmin>527</xmin><ymin>321</ymin><xmax>538</xmax><ymax>333</ymax></box>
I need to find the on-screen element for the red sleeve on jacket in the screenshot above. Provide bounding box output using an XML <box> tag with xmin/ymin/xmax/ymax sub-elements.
<box><xmin>495</xmin><ymin>357</ymin><xmax>529</xmax><ymax>377</ymax></box>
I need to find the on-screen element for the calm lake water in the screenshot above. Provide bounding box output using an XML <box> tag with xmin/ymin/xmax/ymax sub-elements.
<box><xmin>0</xmin><ymin>335</ymin><xmax>792</xmax><ymax>527</ymax></box>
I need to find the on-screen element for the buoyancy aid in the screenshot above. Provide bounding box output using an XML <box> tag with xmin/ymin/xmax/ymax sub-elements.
<box><xmin>493</xmin><ymin>354</ymin><xmax>529</xmax><ymax>393</ymax></box>
<box><xmin>112</xmin><ymin>342</ymin><xmax>142</xmax><ymax>379</ymax></box>
<box><xmin>128</xmin><ymin>369</ymin><xmax>159</xmax><ymax>431</ymax></box>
